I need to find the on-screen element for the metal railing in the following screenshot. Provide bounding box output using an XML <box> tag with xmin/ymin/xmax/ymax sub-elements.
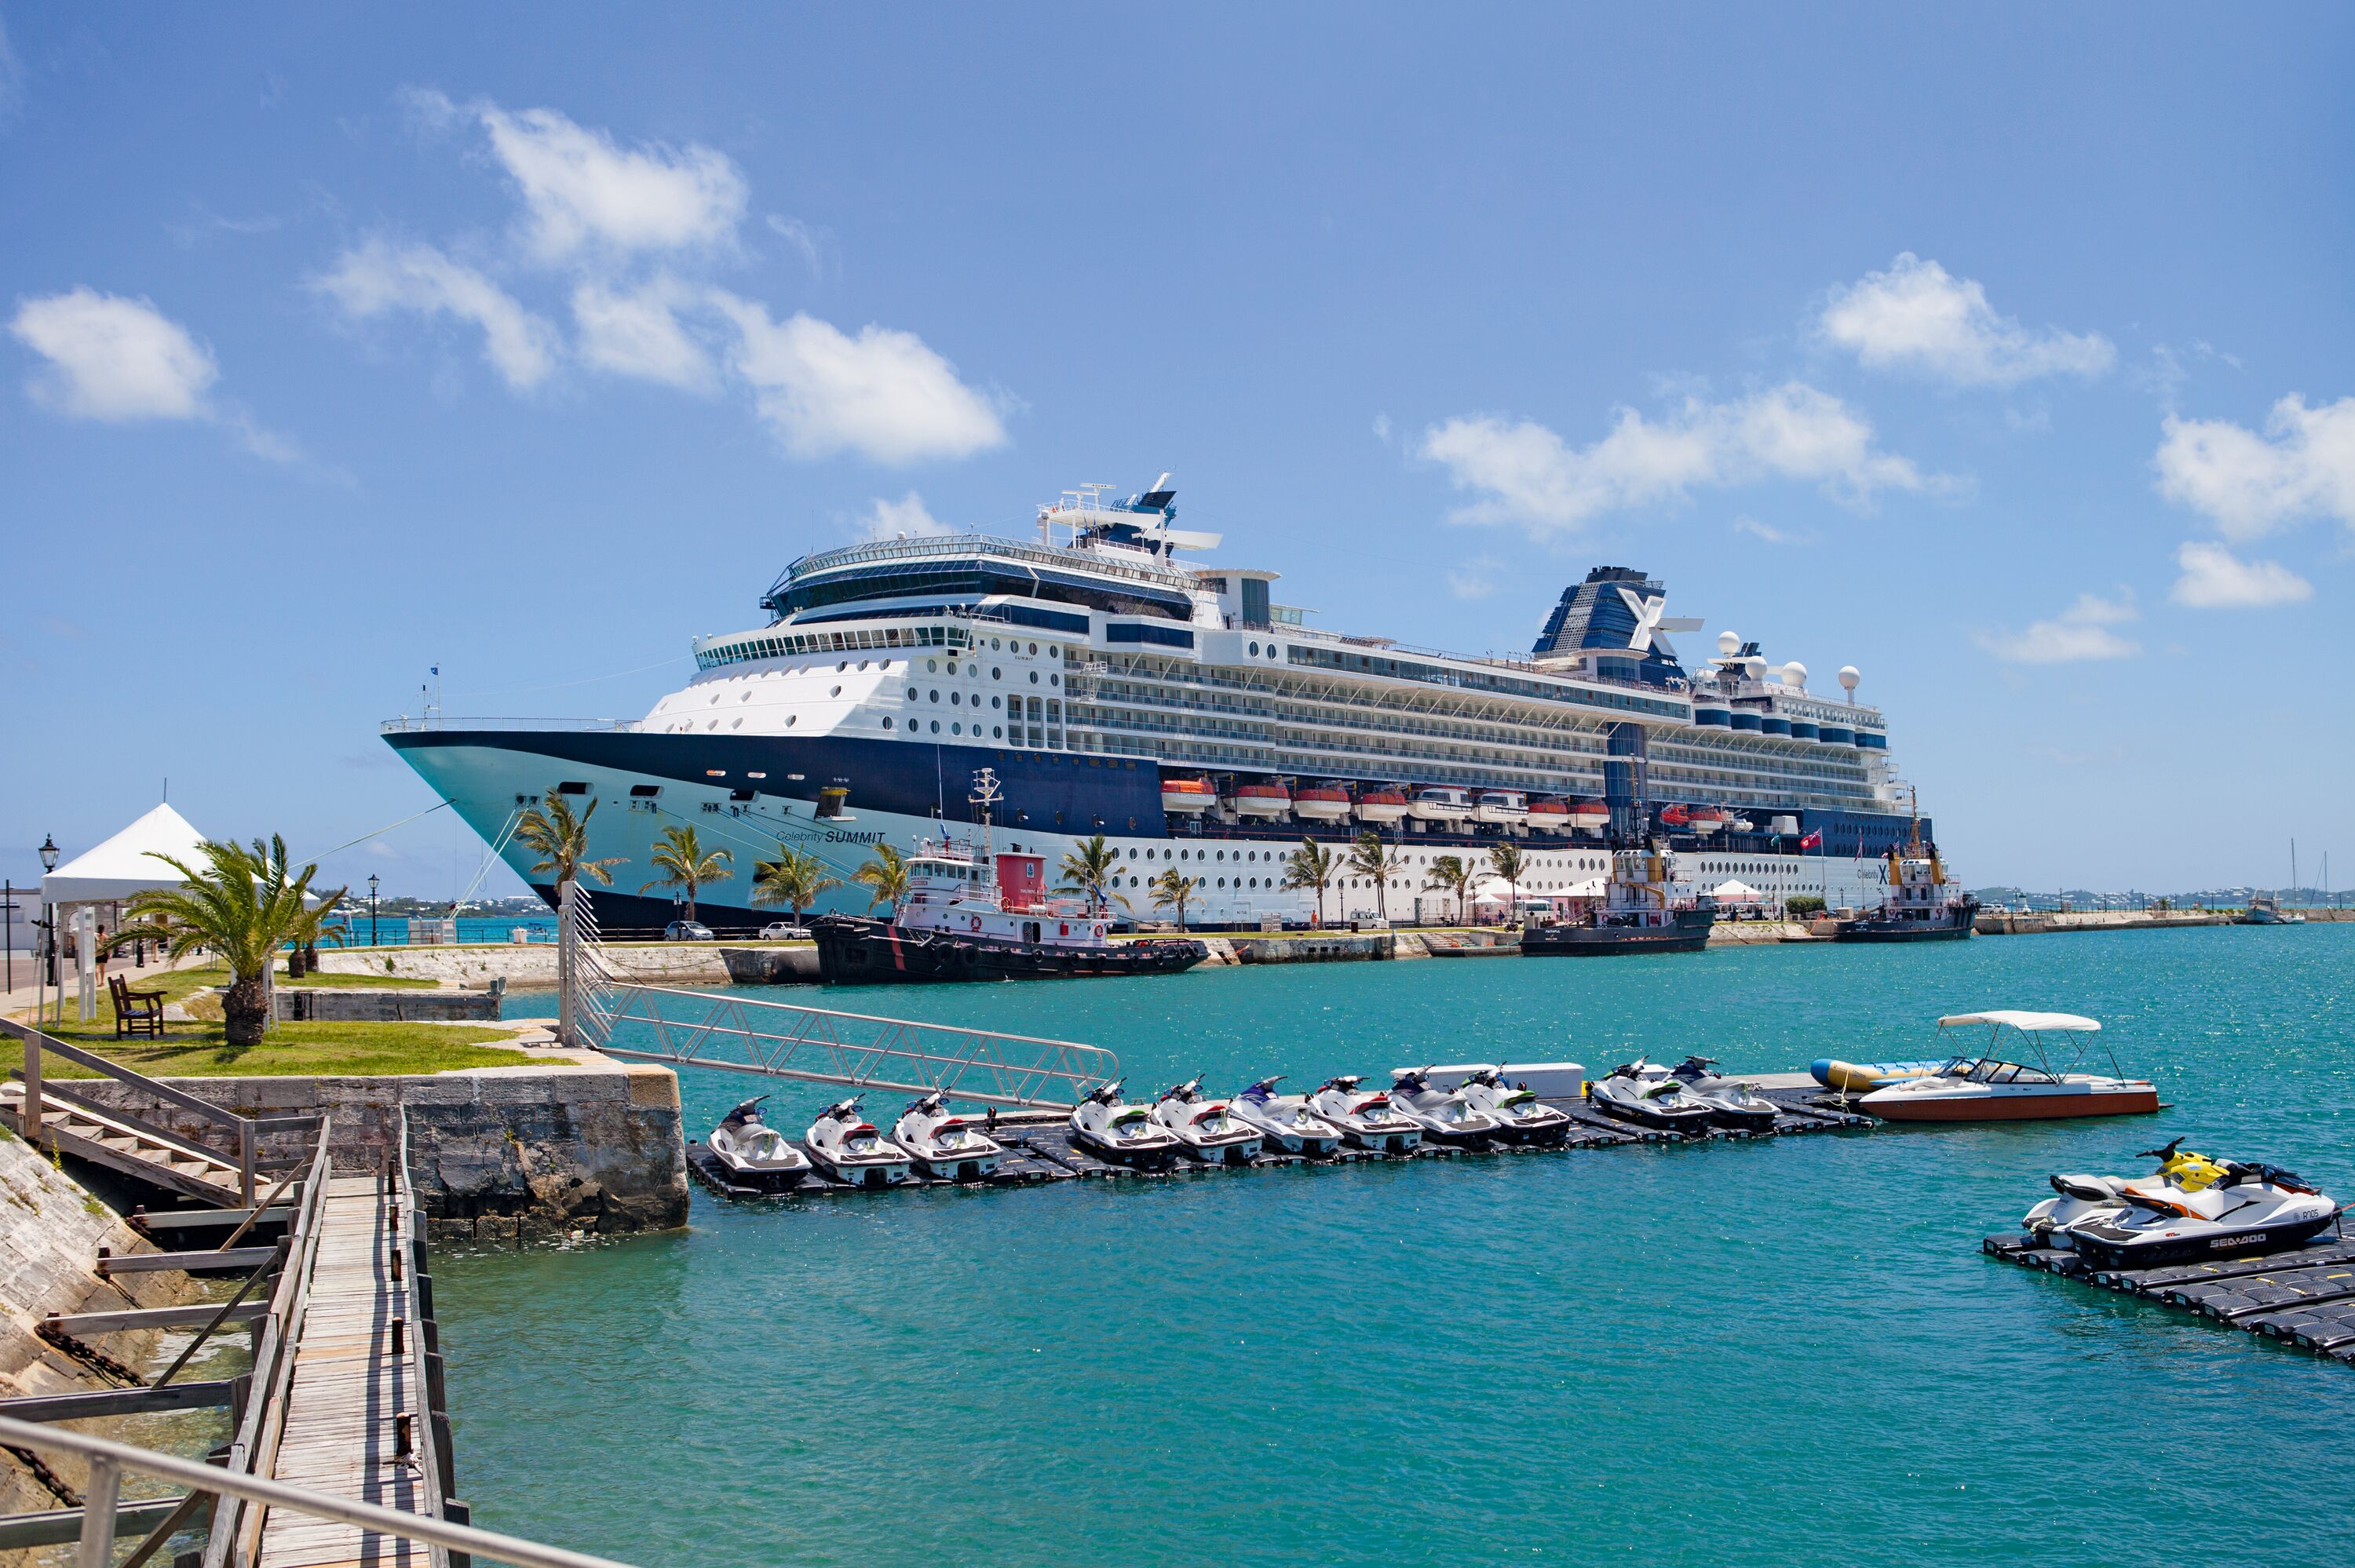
<box><xmin>0</xmin><ymin>1416</ymin><xmax>637</xmax><ymax>1568</ymax></box>
<box><xmin>560</xmin><ymin>886</ymin><xmax>1118</xmax><ymax>1109</ymax></box>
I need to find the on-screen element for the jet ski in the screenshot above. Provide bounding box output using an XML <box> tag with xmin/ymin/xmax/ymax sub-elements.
<box><xmin>891</xmin><ymin>1092</ymin><xmax>1006</xmax><ymax>1183</ymax></box>
<box><xmin>1588</xmin><ymin>1059</ymin><xmax>1718</xmax><ymax>1133</ymax></box>
<box><xmin>2033</xmin><ymin>1139</ymin><xmax>2342</xmax><ymax>1267</ymax></box>
<box><xmin>1455</xmin><ymin>1069</ymin><xmax>1574</xmax><ymax>1147</ymax></box>
<box><xmin>1666</xmin><ymin>1057</ymin><xmax>1781</xmax><ymax>1132</ymax></box>
<box><xmin>706</xmin><ymin>1096</ymin><xmax>812</xmax><ymax>1192</ymax></box>
<box><xmin>1384</xmin><ymin>1068</ymin><xmax>1502</xmax><ymax>1148</ymax></box>
<box><xmin>1228</xmin><ymin>1077</ymin><xmax>1342</xmax><ymax>1158</ymax></box>
<box><xmin>804</xmin><ymin>1096</ymin><xmax>914</xmax><ymax>1188</ymax></box>
<box><xmin>1151</xmin><ymin>1077</ymin><xmax>1264</xmax><ymax>1165</ymax></box>
<box><xmin>1069</xmin><ymin>1081</ymin><xmax>1184</xmax><ymax>1170</ymax></box>
<box><xmin>1308</xmin><ymin>1076</ymin><xmax>1423</xmax><ymax>1154</ymax></box>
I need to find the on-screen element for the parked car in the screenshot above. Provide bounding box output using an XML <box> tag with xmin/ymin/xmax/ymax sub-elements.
<box><xmin>758</xmin><ymin>921</ymin><xmax>811</xmax><ymax>940</ymax></box>
<box><xmin>663</xmin><ymin>921</ymin><xmax>716</xmax><ymax>941</ymax></box>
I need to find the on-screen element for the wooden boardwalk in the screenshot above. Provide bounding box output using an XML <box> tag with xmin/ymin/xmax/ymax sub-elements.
<box><xmin>257</xmin><ymin>1173</ymin><xmax>433</xmax><ymax>1567</ymax></box>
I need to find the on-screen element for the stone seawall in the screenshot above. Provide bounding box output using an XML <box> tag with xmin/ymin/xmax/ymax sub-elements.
<box><xmin>62</xmin><ymin>1065</ymin><xmax>689</xmax><ymax>1240</ymax></box>
<box><xmin>316</xmin><ymin>943</ymin><xmax>739</xmax><ymax>986</ymax></box>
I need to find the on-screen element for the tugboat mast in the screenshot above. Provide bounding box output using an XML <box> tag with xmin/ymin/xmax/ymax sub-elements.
<box><xmin>969</xmin><ymin>768</ymin><xmax>1002</xmax><ymax>866</ymax></box>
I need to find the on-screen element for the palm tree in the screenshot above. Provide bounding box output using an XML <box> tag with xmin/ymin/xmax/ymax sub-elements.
<box><xmin>515</xmin><ymin>790</ymin><xmax>624</xmax><ymax>902</ymax></box>
<box><xmin>853</xmin><ymin>843</ymin><xmax>911</xmax><ymax>916</ymax></box>
<box><xmin>1145</xmin><ymin>867</ymin><xmax>1199</xmax><ymax>931</ymax></box>
<box><xmin>111</xmin><ymin>837</ymin><xmax>343</xmax><ymax>1046</ymax></box>
<box><xmin>1486</xmin><ymin>841</ymin><xmax>1527</xmax><ymax>925</ymax></box>
<box><xmin>1057</xmin><ymin>833</ymin><xmax>1119</xmax><ymax>916</ymax></box>
<box><xmin>641</xmin><ymin>823</ymin><xmax>732</xmax><ymax>925</ymax></box>
<box><xmin>1346</xmin><ymin>828</ymin><xmax>1408</xmax><ymax>924</ymax></box>
<box><xmin>1424</xmin><ymin>854</ymin><xmax>1470</xmax><ymax>926</ymax></box>
<box><xmin>751</xmin><ymin>845</ymin><xmax>842</xmax><ymax>928</ymax></box>
<box><xmin>1281</xmin><ymin>839</ymin><xmax>1336</xmax><ymax>927</ymax></box>
<box><xmin>286</xmin><ymin>896</ymin><xmax>346</xmax><ymax>979</ymax></box>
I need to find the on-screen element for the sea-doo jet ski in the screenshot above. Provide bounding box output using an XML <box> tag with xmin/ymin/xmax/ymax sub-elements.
<box><xmin>805</xmin><ymin>1096</ymin><xmax>914</xmax><ymax>1188</ymax></box>
<box><xmin>1308</xmin><ymin>1076</ymin><xmax>1423</xmax><ymax>1154</ymax></box>
<box><xmin>1384</xmin><ymin>1068</ymin><xmax>1502</xmax><ymax>1147</ymax></box>
<box><xmin>1588</xmin><ymin>1059</ymin><xmax>1718</xmax><ymax>1133</ymax></box>
<box><xmin>1455</xmin><ymin>1069</ymin><xmax>1574</xmax><ymax>1147</ymax></box>
<box><xmin>706</xmin><ymin>1096</ymin><xmax>812</xmax><ymax>1192</ymax></box>
<box><xmin>1229</xmin><ymin>1077</ymin><xmax>1342</xmax><ymax>1158</ymax></box>
<box><xmin>891</xmin><ymin>1092</ymin><xmax>1006</xmax><ymax>1183</ymax></box>
<box><xmin>1069</xmin><ymin>1081</ymin><xmax>1184</xmax><ymax>1170</ymax></box>
<box><xmin>1666</xmin><ymin>1057</ymin><xmax>1781</xmax><ymax>1132</ymax></box>
<box><xmin>1151</xmin><ymin>1077</ymin><xmax>1264</xmax><ymax>1165</ymax></box>
<box><xmin>2036</xmin><ymin>1139</ymin><xmax>2342</xmax><ymax>1267</ymax></box>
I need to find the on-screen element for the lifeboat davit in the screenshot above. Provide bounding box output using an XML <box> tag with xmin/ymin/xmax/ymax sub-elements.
<box><xmin>1689</xmin><ymin>806</ymin><xmax>1729</xmax><ymax>836</ymax></box>
<box><xmin>1230</xmin><ymin>780</ymin><xmax>1294</xmax><ymax>819</ymax></box>
<box><xmin>1408</xmin><ymin>786</ymin><xmax>1472</xmax><ymax>822</ymax></box>
<box><xmin>1473</xmin><ymin>790</ymin><xmax>1528</xmax><ymax>826</ymax></box>
<box><xmin>1527</xmin><ymin>797</ymin><xmax>1573</xmax><ymax>835</ymax></box>
<box><xmin>1161</xmin><ymin>774</ymin><xmax>1216</xmax><ymax>815</ymax></box>
<box><xmin>1356</xmin><ymin>786</ymin><xmax>1410</xmax><ymax>824</ymax></box>
<box><xmin>1568</xmin><ymin>799</ymin><xmax>1610</xmax><ymax>834</ymax></box>
<box><xmin>1294</xmin><ymin>782</ymin><xmax>1356</xmax><ymax>822</ymax></box>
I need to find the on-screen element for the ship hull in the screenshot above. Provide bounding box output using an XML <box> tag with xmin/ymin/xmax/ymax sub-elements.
<box><xmin>1833</xmin><ymin>906</ymin><xmax>1979</xmax><ymax>943</ymax></box>
<box><xmin>811</xmin><ymin>915</ymin><xmax>1207</xmax><ymax>984</ymax></box>
<box><xmin>1521</xmin><ymin>909</ymin><xmax>1715</xmax><ymax>957</ymax></box>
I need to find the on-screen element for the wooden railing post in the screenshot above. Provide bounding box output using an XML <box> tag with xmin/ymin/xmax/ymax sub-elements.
<box><xmin>21</xmin><ymin>1030</ymin><xmax>40</xmax><ymax>1142</ymax></box>
<box><xmin>239</xmin><ymin>1122</ymin><xmax>257</xmax><ymax>1207</ymax></box>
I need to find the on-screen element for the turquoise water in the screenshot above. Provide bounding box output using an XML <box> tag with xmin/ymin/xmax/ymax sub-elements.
<box><xmin>447</xmin><ymin>929</ymin><xmax>2355</xmax><ymax>1566</ymax></box>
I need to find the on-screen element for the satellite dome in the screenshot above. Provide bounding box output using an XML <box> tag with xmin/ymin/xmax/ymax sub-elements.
<box><xmin>1782</xmin><ymin>661</ymin><xmax>1807</xmax><ymax>689</ymax></box>
<box><xmin>1838</xmin><ymin>665</ymin><xmax>1860</xmax><ymax>694</ymax></box>
<box><xmin>1743</xmin><ymin>656</ymin><xmax>1766</xmax><ymax>680</ymax></box>
<box><xmin>1717</xmin><ymin>629</ymin><xmax>1740</xmax><ymax>657</ymax></box>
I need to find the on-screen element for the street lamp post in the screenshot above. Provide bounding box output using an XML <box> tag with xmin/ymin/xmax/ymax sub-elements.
<box><xmin>38</xmin><ymin>834</ymin><xmax>60</xmax><ymax>1024</ymax></box>
<box><xmin>368</xmin><ymin>873</ymin><xmax>380</xmax><ymax>947</ymax></box>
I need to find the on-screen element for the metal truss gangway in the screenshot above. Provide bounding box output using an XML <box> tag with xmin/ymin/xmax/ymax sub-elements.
<box><xmin>559</xmin><ymin>886</ymin><xmax>1119</xmax><ymax>1110</ymax></box>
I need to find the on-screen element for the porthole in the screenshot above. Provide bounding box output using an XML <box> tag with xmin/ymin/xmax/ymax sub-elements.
<box><xmin>992</xmin><ymin>667</ymin><xmax>1002</xmax><ymax>680</ymax></box>
<box><xmin>1218</xmin><ymin>877</ymin><xmax>1227</xmax><ymax>888</ymax></box>
<box><xmin>928</xmin><ymin>659</ymin><xmax>938</xmax><ymax>673</ymax></box>
<box><xmin>1028</xmin><ymin>643</ymin><xmax>1038</xmax><ymax>655</ymax></box>
<box><xmin>991</xmin><ymin>638</ymin><xmax>1002</xmax><ymax>650</ymax></box>
<box><xmin>837</xmin><ymin>661</ymin><xmax>848</xmax><ymax>672</ymax></box>
<box><xmin>992</xmin><ymin>726</ymin><xmax>1002</xmax><ymax>738</ymax></box>
<box><xmin>929</xmin><ymin>690</ymin><xmax>940</xmax><ymax>702</ymax></box>
<box><xmin>1029</xmin><ymin>672</ymin><xmax>1039</xmax><ymax>684</ymax></box>
<box><xmin>991</xmin><ymin>695</ymin><xmax>1002</xmax><ymax>709</ymax></box>
<box><xmin>952</xmin><ymin>723</ymin><xmax>962</xmax><ymax>735</ymax></box>
<box><xmin>740</xmin><ymin>691</ymin><xmax>753</xmax><ymax>702</ymax></box>
<box><xmin>1050</xmin><ymin>673</ymin><xmax>1060</xmax><ymax>686</ymax></box>
<box><xmin>1046</xmin><ymin>645</ymin><xmax>1058</xmax><ymax>658</ymax></box>
<box><xmin>951</xmin><ymin>692</ymin><xmax>962</xmax><ymax>706</ymax></box>
<box><xmin>907</xmin><ymin>687</ymin><xmax>918</xmax><ymax>700</ymax></box>
<box><xmin>1216</xmin><ymin>850</ymin><xmax>1225</xmax><ymax>862</ymax></box>
<box><xmin>858</xmin><ymin>660</ymin><xmax>869</xmax><ymax>670</ymax></box>
<box><xmin>1249</xmin><ymin>641</ymin><xmax>1259</xmax><ymax>656</ymax></box>
<box><xmin>708</xmin><ymin>693</ymin><xmax>720</xmax><ymax>706</ymax></box>
<box><xmin>1269</xmin><ymin>645</ymin><xmax>1278</xmax><ymax>660</ymax></box>
<box><xmin>883</xmin><ymin>718</ymin><xmax>893</xmax><ymax>730</ymax></box>
<box><xmin>831</xmin><ymin>685</ymin><xmax>842</xmax><ymax>697</ymax></box>
<box><xmin>929</xmin><ymin>720</ymin><xmax>940</xmax><ymax>734</ymax></box>
<box><xmin>947</xmin><ymin>661</ymin><xmax>958</xmax><ymax>676</ymax></box>
<box><xmin>787</xmin><ymin>715</ymin><xmax>798</xmax><ymax>727</ymax></box>
<box><xmin>732</xmin><ymin>717</ymin><xmax>743</xmax><ymax>728</ymax></box>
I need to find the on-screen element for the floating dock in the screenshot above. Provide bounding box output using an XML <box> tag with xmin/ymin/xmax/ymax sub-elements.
<box><xmin>1983</xmin><ymin>1233</ymin><xmax>2355</xmax><ymax>1366</ymax></box>
<box><xmin>687</xmin><ymin>1088</ymin><xmax>1870</xmax><ymax>1201</ymax></box>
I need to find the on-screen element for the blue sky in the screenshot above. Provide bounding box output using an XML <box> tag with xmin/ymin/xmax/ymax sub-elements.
<box><xmin>5</xmin><ymin>5</ymin><xmax>2352</xmax><ymax>896</ymax></box>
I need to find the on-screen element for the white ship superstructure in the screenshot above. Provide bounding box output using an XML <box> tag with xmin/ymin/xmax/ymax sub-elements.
<box><xmin>385</xmin><ymin>477</ymin><xmax>1937</xmax><ymax>928</ymax></box>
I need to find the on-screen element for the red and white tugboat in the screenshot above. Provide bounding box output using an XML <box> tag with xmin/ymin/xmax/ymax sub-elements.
<box><xmin>1521</xmin><ymin>843</ymin><xmax>1715</xmax><ymax>957</ymax></box>
<box><xmin>812</xmin><ymin>769</ymin><xmax>1210</xmax><ymax>983</ymax></box>
<box><xmin>1834</xmin><ymin>791</ymin><xmax>1977</xmax><ymax>942</ymax></box>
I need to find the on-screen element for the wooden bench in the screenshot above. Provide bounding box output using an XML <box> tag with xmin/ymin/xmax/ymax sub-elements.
<box><xmin>109</xmin><ymin>972</ymin><xmax>167</xmax><ymax>1039</ymax></box>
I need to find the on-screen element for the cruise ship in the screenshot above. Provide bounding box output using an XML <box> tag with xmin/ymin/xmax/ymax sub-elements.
<box><xmin>384</xmin><ymin>477</ymin><xmax>1940</xmax><ymax>929</ymax></box>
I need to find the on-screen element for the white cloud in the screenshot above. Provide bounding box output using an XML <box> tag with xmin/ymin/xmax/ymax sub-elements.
<box><xmin>711</xmin><ymin>293</ymin><xmax>1005</xmax><ymax>462</ymax></box>
<box><xmin>480</xmin><ymin>104</ymin><xmax>747</xmax><ymax>262</ymax></box>
<box><xmin>1977</xmin><ymin>592</ymin><xmax>2141</xmax><ymax>665</ymax></box>
<box><xmin>9</xmin><ymin>288</ymin><xmax>218</xmax><ymax>419</ymax></box>
<box><xmin>2170</xmin><ymin>542</ymin><xmax>2312</xmax><ymax>609</ymax></box>
<box><xmin>854</xmin><ymin>491</ymin><xmax>952</xmax><ymax>542</ymax></box>
<box><xmin>2155</xmin><ymin>395</ymin><xmax>2355</xmax><ymax>540</ymax></box>
<box><xmin>571</xmin><ymin>277</ymin><xmax>710</xmax><ymax>390</ymax></box>
<box><xmin>1445</xmin><ymin>555</ymin><xmax>1503</xmax><ymax>600</ymax></box>
<box><xmin>1420</xmin><ymin>383</ymin><xmax>1928</xmax><ymax>533</ymax></box>
<box><xmin>1820</xmin><ymin>253</ymin><xmax>2113</xmax><ymax>387</ymax></box>
<box><xmin>315</xmin><ymin>240</ymin><xmax>559</xmax><ymax>390</ymax></box>
<box><xmin>1732</xmin><ymin>514</ymin><xmax>1810</xmax><ymax>545</ymax></box>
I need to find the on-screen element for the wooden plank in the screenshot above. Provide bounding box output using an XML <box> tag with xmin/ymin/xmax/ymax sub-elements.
<box><xmin>45</xmin><ymin>1300</ymin><xmax>268</xmax><ymax>1335</ymax></box>
<box><xmin>0</xmin><ymin>1379</ymin><xmax>238</xmax><ymax>1422</ymax></box>
<box><xmin>99</xmin><ymin>1245</ymin><xmax>278</xmax><ymax>1274</ymax></box>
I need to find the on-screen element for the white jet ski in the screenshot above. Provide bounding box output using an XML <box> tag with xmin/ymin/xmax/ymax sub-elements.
<box><xmin>1385</xmin><ymin>1068</ymin><xmax>1502</xmax><ymax>1147</ymax></box>
<box><xmin>1152</xmin><ymin>1078</ymin><xmax>1264</xmax><ymax>1166</ymax></box>
<box><xmin>1665</xmin><ymin>1057</ymin><xmax>1781</xmax><ymax>1132</ymax></box>
<box><xmin>1309</xmin><ymin>1076</ymin><xmax>1422</xmax><ymax>1154</ymax></box>
<box><xmin>706</xmin><ymin>1096</ymin><xmax>812</xmax><ymax>1192</ymax></box>
<box><xmin>1588</xmin><ymin>1059</ymin><xmax>1717</xmax><ymax>1133</ymax></box>
<box><xmin>804</xmin><ymin>1096</ymin><xmax>914</xmax><ymax>1188</ymax></box>
<box><xmin>2029</xmin><ymin>1139</ymin><xmax>2342</xmax><ymax>1267</ymax></box>
<box><xmin>1228</xmin><ymin>1077</ymin><xmax>1342</xmax><ymax>1158</ymax></box>
<box><xmin>1069</xmin><ymin>1081</ymin><xmax>1184</xmax><ymax>1170</ymax></box>
<box><xmin>1455</xmin><ymin>1069</ymin><xmax>1575</xmax><ymax>1147</ymax></box>
<box><xmin>892</xmin><ymin>1092</ymin><xmax>1006</xmax><ymax>1183</ymax></box>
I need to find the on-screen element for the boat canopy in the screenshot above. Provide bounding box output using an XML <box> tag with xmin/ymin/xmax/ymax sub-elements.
<box><xmin>1937</xmin><ymin>1011</ymin><xmax>2101</xmax><ymax>1033</ymax></box>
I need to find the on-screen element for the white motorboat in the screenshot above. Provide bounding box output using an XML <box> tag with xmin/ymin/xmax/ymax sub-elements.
<box><xmin>892</xmin><ymin>1092</ymin><xmax>1006</xmax><ymax>1183</ymax></box>
<box><xmin>1308</xmin><ymin>1076</ymin><xmax>1422</xmax><ymax>1153</ymax></box>
<box><xmin>1408</xmin><ymin>786</ymin><xmax>1473</xmax><ymax>822</ymax></box>
<box><xmin>1454</xmin><ymin>1069</ymin><xmax>1574</xmax><ymax>1146</ymax></box>
<box><xmin>1151</xmin><ymin>1077</ymin><xmax>1264</xmax><ymax>1165</ymax></box>
<box><xmin>706</xmin><ymin>1096</ymin><xmax>812</xmax><ymax>1192</ymax></box>
<box><xmin>1473</xmin><ymin>789</ymin><xmax>1528</xmax><ymax>826</ymax></box>
<box><xmin>1384</xmin><ymin>1068</ymin><xmax>1502</xmax><ymax>1147</ymax></box>
<box><xmin>1858</xmin><ymin>1012</ymin><xmax>2159</xmax><ymax>1122</ymax></box>
<box><xmin>1069</xmin><ymin>1081</ymin><xmax>1184</xmax><ymax>1170</ymax></box>
<box><xmin>805</xmin><ymin>1096</ymin><xmax>915</xmax><ymax>1187</ymax></box>
<box><xmin>1228</xmin><ymin>1077</ymin><xmax>1342</xmax><ymax>1157</ymax></box>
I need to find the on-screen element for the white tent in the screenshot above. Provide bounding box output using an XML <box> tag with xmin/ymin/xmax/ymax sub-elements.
<box><xmin>1711</xmin><ymin>879</ymin><xmax>1765</xmax><ymax>902</ymax></box>
<box><xmin>1565</xmin><ymin>876</ymin><xmax>1608</xmax><ymax>899</ymax></box>
<box><xmin>42</xmin><ymin>804</ymin><xmax>209</xmax><ymax>904</ymax></box>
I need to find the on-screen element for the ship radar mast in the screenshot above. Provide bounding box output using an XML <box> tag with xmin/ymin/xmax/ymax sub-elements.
<box><xmin>968</xmin><ymin>768</ymin><xmax>1003</xmax><ymax>865</ymax></box>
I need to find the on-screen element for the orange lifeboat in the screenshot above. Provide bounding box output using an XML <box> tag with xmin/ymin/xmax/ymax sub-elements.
<box><xmin>1356</xmin><ymin>786</ymin><xmax>1410</xmax><ymax>824</ymax></box>
<box><xmin>1231</xmin><ymin>780</ymin><xmax>1294</xmax><ymax>819</ymax></box>
<box><xmin>1294</xmin><ymin>782</ymin><xmax>1356</xmax><ymax>822</ymax></box>
<box><xmin>1161</xmin><ymin>774</ymin><xmax>1216</xmax><ymax>815</ymax></box>
<box><xmin>1568</xmin><ymin>799</ymin><xmax>1611</xmax><ymax>833</ymax></box>
<box><xmin>1527</xmin><ymin>797</ymin><xmax>1573</xmax><ymax>835</ymax></box>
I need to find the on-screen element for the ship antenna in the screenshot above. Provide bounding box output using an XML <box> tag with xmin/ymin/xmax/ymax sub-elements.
<box><xmin>968</xmin><ymin>768</ymin><xmax>1002</xmax><ymax>866</ymax></box>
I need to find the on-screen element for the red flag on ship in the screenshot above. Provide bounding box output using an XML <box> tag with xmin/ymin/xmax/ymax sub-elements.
<box><xmin>1800</xmin><ymin>829</ymin><xmax>1824</xmax><ymax>850</ymax></box>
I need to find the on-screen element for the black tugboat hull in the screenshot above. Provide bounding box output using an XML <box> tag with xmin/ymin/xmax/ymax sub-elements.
<box><xmin>1831</xmin><ymin>915</ymin><xmax>1977</xmax><ymax>943</ymax></box>
<box><xmin>1521</xmin><ymin>910</ymin><xmax>1714</xmax><ymax>957</ymax></box>
<box><xmin>812</xmin><ymin>915</ymin><xmax>1208</xmax><ymax>984</ymax></box>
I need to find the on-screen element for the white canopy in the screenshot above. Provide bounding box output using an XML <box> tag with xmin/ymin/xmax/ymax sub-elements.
<box><xmin>1564</xmin><ymin>876</ymin><xmax>1608</xmax><ymax>899</ymax></box>
<box><xmin>1711</xmin><ymin>879</ymin><xmax>1765</xmax><ymax>901</ymax></box>
<box><xmin>1937</xmin><ymin>1010</ymin><xmax>2101</xmax><ymax>1034</ymax></box>
<box><xmin>41</xmin><ymin>804</ymin><xmax>209</xmax><ymax>904</ymax></box>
